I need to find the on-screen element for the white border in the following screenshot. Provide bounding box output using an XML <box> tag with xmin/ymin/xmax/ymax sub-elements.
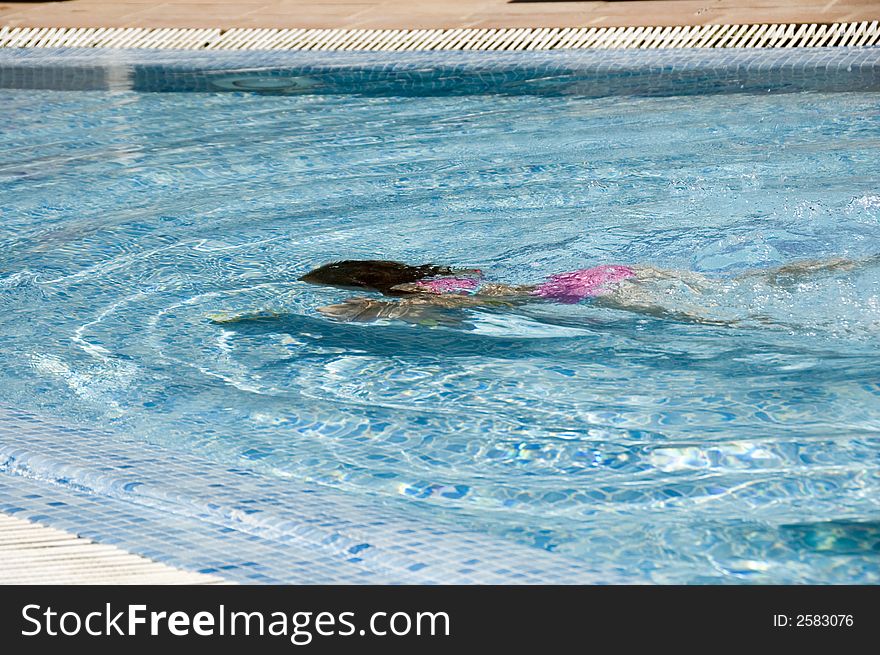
<box><xmin>0</xmin><ymin>22</ymin><xmax>878</xmax><ymax>51</ymax></box>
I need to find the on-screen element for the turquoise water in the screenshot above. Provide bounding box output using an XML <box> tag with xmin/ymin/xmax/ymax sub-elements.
<box><xmin>1</xmin><ymin>85</ymin><xmax>879</xmax><ymax>583</ymax></box>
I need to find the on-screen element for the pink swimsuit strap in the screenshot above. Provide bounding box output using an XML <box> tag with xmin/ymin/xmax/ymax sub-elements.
<box><xmin>532</xmin><ymin>265</ymin><xmax>636</xmax><ymax>304</ymax></box>
<box><xmin>415</xmin><ymin>276</ymin><xmax>482</xmax><ymax>295</ymax></box>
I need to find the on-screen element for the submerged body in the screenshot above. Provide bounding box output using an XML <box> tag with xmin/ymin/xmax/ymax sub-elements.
<box><xmin>296</xmin><ymin>257</ymin><xmax>870</xmax><ymax>327</ymax></box>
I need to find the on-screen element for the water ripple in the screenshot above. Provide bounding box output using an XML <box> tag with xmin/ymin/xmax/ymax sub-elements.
<box><xmin>2</xmin><ymin>87</ymin><xmax>879</xmax><ymax>582</ymax></box>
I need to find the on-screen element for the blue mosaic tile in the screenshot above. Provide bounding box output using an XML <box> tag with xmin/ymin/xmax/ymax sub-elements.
<box><xmin>0</xmin><ymin>405</ymin><xmax>635</xmax><ymax>583</ymax></box>
<box><xmin>0</xmin><ymin>47</ymin><xmax>877</xmax><ymax>96</ymax></box>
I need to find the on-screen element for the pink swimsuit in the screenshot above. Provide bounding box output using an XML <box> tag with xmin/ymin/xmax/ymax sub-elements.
<box><xmin>532</xmin><ymin>265</ymin><xmax>636</xmax><ymax>303</ymax></box>
<box><xmin>414</xmin><ymin>265</ymin><xmax>636</xmax><ymax>303</ymax></box>
<box><xmin>415</xmin><ymin>276</ymin><xmax>482</xmax><ymax>294</ymax></box>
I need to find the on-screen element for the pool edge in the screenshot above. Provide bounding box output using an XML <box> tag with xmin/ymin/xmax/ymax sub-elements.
<box><xmin>0</xmin><ymin>405</ymin><xmax>640</xmax><ymax>584</ymax></box>
<box><xmin>0</xmin><ymin>22</ymin><xmax>878</xmax><ymax>52</ymax></box>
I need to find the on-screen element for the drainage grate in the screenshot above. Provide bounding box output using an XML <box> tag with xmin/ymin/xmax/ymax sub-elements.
<box><xmin>0</xmin><ymin>22</ymin><xmax>878</xmax><ymax>51</ymax></box>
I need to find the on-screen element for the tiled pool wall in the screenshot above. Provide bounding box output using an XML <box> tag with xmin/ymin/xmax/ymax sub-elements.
<box><xmin>0</xmin><ymin>47</ymin><xmax>879</xmax><ymax>97</ymax></box>
<box><xmin>1</xmin><ymin>45</ymin><xmax>878</xmax><ymax>584</ymax></box>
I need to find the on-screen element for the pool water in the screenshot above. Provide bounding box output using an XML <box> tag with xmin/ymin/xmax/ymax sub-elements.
<box><xmin>1</xmin><ymin>82</ymin><xmax>879</xmax><ymax>583</ymax></box>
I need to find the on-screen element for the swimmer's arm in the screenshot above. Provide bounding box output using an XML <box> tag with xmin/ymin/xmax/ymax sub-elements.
<box><xmin>317</xmin><ymin>289</ymin><xmax>531</xmax><ymax>325</ymax></box>
<box><xmin>390</xmin><ymin>282</ymin><xmax>536</xmax><ymax>299</ymax></box>
<box><xmin>317</xmin><ymin>297</ymin><xmax>470</xmax><ymax>326</ymax></box>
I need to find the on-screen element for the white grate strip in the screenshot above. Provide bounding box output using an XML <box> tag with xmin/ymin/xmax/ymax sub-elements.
<box><xmin>0</xmin><ymin>22</ymin><xmax>878</xmax><ymax>51</ymax></box>
<box><xmin>0</xmin><ymin>513</ymin><xmax>229</xmax><ymax>584</ymax></box>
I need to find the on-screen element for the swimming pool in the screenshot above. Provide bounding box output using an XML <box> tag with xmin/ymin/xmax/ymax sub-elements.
<box><xmin>1</xmin><ymin>47</ymin><xmax>879</xmax><ymax>584</ymax></box>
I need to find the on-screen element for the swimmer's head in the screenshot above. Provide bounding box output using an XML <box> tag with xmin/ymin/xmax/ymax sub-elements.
<box><xmin>299</xmin><ymin>260</ymin><xmax>458</xmax><ymax>296</ymax></box>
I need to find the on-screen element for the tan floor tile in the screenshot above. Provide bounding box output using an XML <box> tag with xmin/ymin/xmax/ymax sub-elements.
<box><xmin>0</xmin><ymin>0</ymin><xmax>876</xmax><ymax>30</ymax></box>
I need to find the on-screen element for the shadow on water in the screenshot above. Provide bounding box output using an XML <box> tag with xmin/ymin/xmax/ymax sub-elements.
<box><xmin>209</xmin><ymin>307</ymin><xmax>880</xmax><ymax>385</ymax></box>
<box><xmin>212</xmin><ymin>308</ymin><xmax>599</xmax><ymax>360</ymax></box>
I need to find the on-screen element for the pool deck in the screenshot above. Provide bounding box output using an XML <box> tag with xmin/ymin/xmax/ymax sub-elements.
<box><xmin>0</xmin><ymin>1</ymin><xmax>877</xmax><ymax>31</ymax></box>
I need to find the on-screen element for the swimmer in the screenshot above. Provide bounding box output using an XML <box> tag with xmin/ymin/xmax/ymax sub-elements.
<box><xmin>294</xmin><ymin>255</ymin><xmax>879</xmax><ymax>326</ymax></box>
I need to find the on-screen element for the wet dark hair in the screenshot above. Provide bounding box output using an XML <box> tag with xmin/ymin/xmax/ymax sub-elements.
<box><xmin>299</xmin><ymin>260</ymin><xmax>455</xmax><ymax>296</ymax></box>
